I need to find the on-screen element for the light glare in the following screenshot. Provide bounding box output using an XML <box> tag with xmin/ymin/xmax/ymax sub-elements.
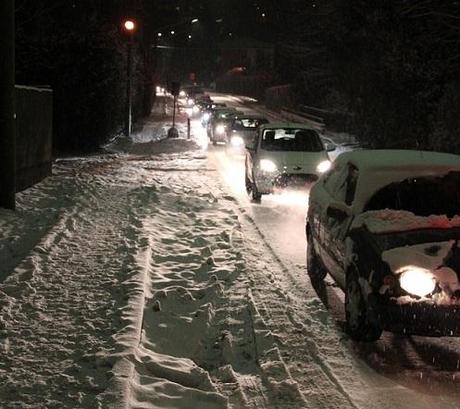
<box><xmin>260</xmin><ymin>159</ymin><xmax>277</xmax><ymax>172</ymax></box>
<box><xmin>215</xmin><ymin>124</ymin><xmax>226</xmax><ymax>135</ymax></box>
<box><xmin>317</xmin><ymin>160</ymin><xmax>331</xmax><ymax>173</ymax></box>
<box><xmin>399</xmin><ymin>267</ymin><xmax>436</xmax><ymax>297</ymax></box>
<box><xmin>124</xmin><ymin>20</ymin><xmax>135</xmax><ymax>31</ymax></box>
<box><xmin>231</xmin><ymin>136</ymin><xmax>244</xmax><ymax>147</ymax></box>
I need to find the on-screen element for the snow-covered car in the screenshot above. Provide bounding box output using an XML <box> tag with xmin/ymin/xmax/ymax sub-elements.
<box><xmin>306</xmin><ymin>150</ymin><xmax>460</xmax><ymax>341</ymax></box>
<box><xmin>245</xmin><ymin>123</ymin><xmax>332</xmax><ymax>201</ymax></box>
<box><xmin>226</xmin><ymin>114</ymin><xmax>269</xmax><ymax>155</ymax></box>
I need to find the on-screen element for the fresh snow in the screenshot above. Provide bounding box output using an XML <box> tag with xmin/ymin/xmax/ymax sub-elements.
<box><xmin>1</xmin><ymin>97</ymin><xmax>459</xmax><ymax>409</ymax></box>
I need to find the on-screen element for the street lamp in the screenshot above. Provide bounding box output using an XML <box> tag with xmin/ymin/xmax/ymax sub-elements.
<box><xmin>123</xmin><ymin>19</ymin><xmax>136</xmax><ymax>137</ymax></box>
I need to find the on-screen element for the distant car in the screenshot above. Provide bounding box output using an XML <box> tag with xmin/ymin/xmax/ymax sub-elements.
<box><xmin>207</xmin><ymin>108</ymin><xmax>242</xmax><ymax>145</ymax></box>
<box><xmin>226</xmin><ymin>114</ymin><xmax>269</xmax><ymax>155</ymax></box>
<box><xmin>306</xmin><ymin>150</ymin><xmax>460</xmax><ymax>341</ymax></box>
<box><xmin>201</xmin><ymin>103</ymin><xmax>228</xmax><ymax>127</ymax></box>
<box><xmin>245</xmin><ymin>123</ymin><xmax>332</xmax><ymax>201</ymax></box>
<box><xmin>180</xmin><ymin>85</ymin><xmax>205</xmax><ymax>106</ymax></box>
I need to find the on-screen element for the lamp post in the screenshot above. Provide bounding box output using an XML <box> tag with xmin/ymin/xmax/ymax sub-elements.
<box><xmin>0</xmin><ymin>0</ymin><xmax>15</xmax><ymax>210</ymax></box>
<box><xmin>123</xmin><ymin>19</ymin><xmax>136</xmax><ymax>137</ymax></box>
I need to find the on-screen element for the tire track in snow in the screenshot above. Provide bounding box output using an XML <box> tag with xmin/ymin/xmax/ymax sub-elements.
<box><xmin>210</xmin><ymin>147</ymin><xmax>448</xmax><ymax>409</ymax></box>
<box><xmin>0</xmin><ymin>158</ymin><xmax>160</xmax><ymax>408</ymax></box>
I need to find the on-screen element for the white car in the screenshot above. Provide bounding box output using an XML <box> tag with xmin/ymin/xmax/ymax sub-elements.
<box><xmin>245</xmin><ymin>123</ymin><xmax>332</xmax><ymax>201</ymax></box>
<box><xmin>306</xmin><ymin>150</ymin><xmax>460</xmax><ymax>341</ymax></box>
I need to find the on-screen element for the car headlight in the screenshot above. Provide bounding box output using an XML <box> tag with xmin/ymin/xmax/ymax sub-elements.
<box><xmin>179</xmin><ymin>90</ymin><xmax>186</xmax><ymax>97</ymax></box>
<box><xmin>192</xmin><ymin>105</ymin><xmax>200</xmax><ymax>114</ymax></box>
<box><xmin>215</xmin><ymin>124</ymin><xmax>226</xmax><ymax>135</ymax></box>
<box><xmin>230</xmin><ymin>136</ymin><xmax>244</xmax><ymax>147</ymax></box>
<box><xmin>316</xmin><ymin>160</ymin><xmax>332</xmax><ymax>173</ymax></box>
<box><xmin>399</xmin><ymin>266</ymin><xmax>436</xmax><ymax>297</ymax></box>
<box><xmin>187</xmin><ymin>98</ymin><xmax>195</xmax><ymax>106</ymax></box>
<box><xmin>202</xmin><ymin>112</ymin><xmax>210</xmax><ymax>122</ymax></box>
<box><xmin>259</xmin><ymin>159</ymin><xmax>277</xmax><ymax>172</ymax></box>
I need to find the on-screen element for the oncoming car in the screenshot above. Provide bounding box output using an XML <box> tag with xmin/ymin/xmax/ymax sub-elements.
<box><xmin>207</xmin><ymin>108</ymin><xmax>242</xmax><ymax>145</ymax></box>
<box><xmin>245</xmin><ymin>123</ymin><xmax>332</xmax><ymax>201</ymax></box>
<box><xmin>226</xmin><ymin>114</ymin><xmax>269</xmax><ymax>155</ymax></box>
<box><xmin>306</xmin><ymin>150</ymin><xmax>460</xmax><ymax>341</ymax></box>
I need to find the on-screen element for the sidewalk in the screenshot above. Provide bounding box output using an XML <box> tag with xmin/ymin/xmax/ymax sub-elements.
<box><xmin>0</xmin><ymin>107</ymin><xmax>304</xmax><ymax>408</ymax></box>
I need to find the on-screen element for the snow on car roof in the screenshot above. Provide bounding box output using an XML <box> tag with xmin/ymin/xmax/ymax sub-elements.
<box><xmin>335</xmin><ymin>150</ymin><xmax>460</xmax><ymax>215</ymax></box>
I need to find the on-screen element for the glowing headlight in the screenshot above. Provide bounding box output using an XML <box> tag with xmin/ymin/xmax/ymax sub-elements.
<box><xmin>231</xmin><ymin>136</ymin><xmax>244</xmax><ymax>147</ymax></box>
<box><xmin>317</xmin><ymin>160</ymin><xmax>332</xmax><ymax>173</ymax></box>
<box><xmin>192</xmin><ymin>105</ymin><xmax>200</xmax><ymax>114</ymax></box>
<box><xmin>215</xmin><ymin>124</ymin><xmax>226</xmax><ymax>135</ymax></box>
<box><xmin>187</xmin><ymin>98</ymin><xmax>195</xmax><ymax>106</ymax></box>
<box><xmin>202</xmin><ymin>112</ymin><xmax>210</xmax><ymax>122</ymax></box>
<box><xmin>260</xmin><ymin>159</ymin><xmax>277</xmax><ymax>172</ymax></box>
<box><xmin>399</xmin><ymin>266</ymin><xmax>436</xmax><ymax>297</ymax></box>
<box><xmin>179</xmin><ymin>90</ymin><xmax>186</xmax><ymax>97</ymax></box>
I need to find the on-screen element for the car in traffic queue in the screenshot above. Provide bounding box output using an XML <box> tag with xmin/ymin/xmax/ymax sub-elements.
<box><xmin>180</xmin><ymin>85</ymin><xmax>206</xmax><ymax>107</ymax></box>
<box><xmin>190</xmin><ymin>95</ymin><xmax>213</xmax><ymax>117</ymax></box>
<box><xmin>201</xmin><ymin>102</ymin><xmax>228</xmax><ymax>127</ymax></box>
<box><xmin>245</xmin><ymin>123</ymin><xmax>333</xmax><ymax>201</ymax></box>
<box><xmin>306</xmin><ymin>150</ymin><xmax>460</xmax><ymax>341</ymax></box>
<box><xmin>226</xmin><ymin>114</ymin><xmax>270</xmax><ymax>155</ymax></box>
<box><xmin>207</xmin><ymin>108</ymin><xmax>243</xmax><ymax>145</ymax></box>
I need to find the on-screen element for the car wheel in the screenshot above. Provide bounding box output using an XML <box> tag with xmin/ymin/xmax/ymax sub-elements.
<box><xmin>306</xmin><ymin>228</ymin><xmax>327</xmax><ymax>282</ymax></box>
<box><xmin>245</xmin><ymin>172</ymin><xmax>252</xmax><ymax>194</ymax></box>
<box><xmin>345</xmin><ymin>266</ymin><xmax>382</xmax><ymax>342</ymax></box>
<box><xmin>251</xmin><ymin>182</ymin><xmax>262</xmax><ymax>202</ymax></box>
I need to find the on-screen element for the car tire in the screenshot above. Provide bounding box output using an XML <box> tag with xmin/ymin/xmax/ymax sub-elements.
<box><xmin>345</xmin><ymin>266</ymin><xmax>382</xmax><ymax>342</ymax></box>
<box><xmin>306</xmin><ymin>229</ymin><xmax>327</xmax><ymax>282</ymax></box>
<box><xmin>245</xmin><ymin>172</ymin><xmax>252</xmax><ymax>194</ymax></box>
<box><xmin>251</xmin><ymin>182</ymin><xmax>262</xmax><ymax>203</ymax></box>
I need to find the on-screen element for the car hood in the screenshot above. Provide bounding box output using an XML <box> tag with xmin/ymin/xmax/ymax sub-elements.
<box><xmin>259</xmin><ymin>150</ymin><xmax>329</xmax><ymax>174</ymax></box>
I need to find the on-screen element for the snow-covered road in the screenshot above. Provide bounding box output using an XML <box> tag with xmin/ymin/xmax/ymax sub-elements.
<box><xmin>0</xmin><ymin>94</ymin><xmax>459</xmax><ymax>408</ymax></box>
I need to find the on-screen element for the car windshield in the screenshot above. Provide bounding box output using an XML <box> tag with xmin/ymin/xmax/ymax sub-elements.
<box><xmin>364</xmin><ymin>172</ymin><xmax>460</xmax><ymax>218</ymax></box>
<box><xmin>260</xmin><ymin>128</ymin><xmax>324</xmax><ymax>152</ymax></box>
<box><xmin>233</xmin><ymin>118</ymin><xmax>268</xmax><ymax>130</ymax></box>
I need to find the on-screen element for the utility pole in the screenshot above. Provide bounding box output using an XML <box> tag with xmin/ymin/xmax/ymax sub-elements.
<box><xmin>123</xmin><ymin>19</ymin><xmax>136</xmax><ymax>137</ymax></box>
<box><xmin>0</xmin><ymin>0</ymin><xmax>16</xmax><ymax>210</ymax></box>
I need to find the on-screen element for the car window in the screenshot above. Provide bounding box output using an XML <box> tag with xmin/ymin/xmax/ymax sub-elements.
<box><xmin>260</xmin><ymin>128</ymin><xmax>324</xmax><ymax>152</ymax></box>
<box><xmin>364</xmin><ymin>171</ymin><xmax>460</xmax><ymax>218</ymax></box>
<box><xmin>344</xmin><ymin>165</ymin><xmax>359</xmax><ymax>206</ymax></box>
<box><xmin>323</xmin><ymin>163</ymin><xmax>358</xmax><ymax>205</ymax></box>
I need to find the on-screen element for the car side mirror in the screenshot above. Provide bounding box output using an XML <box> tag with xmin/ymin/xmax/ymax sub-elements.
<box><xmin>326</xmin><ymin>143</ymin><xmax>336</xmax><ymax>152</ymax></box>
<box><xmin>327</xmin><ymin>202</ymin><xmax>351</xmax><ymax>220</ymax></box>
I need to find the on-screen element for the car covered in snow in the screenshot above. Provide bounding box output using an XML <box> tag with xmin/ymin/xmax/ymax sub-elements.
<box><xmin>225</xmin><ymin>114</ymin><xmax>269</xmax><ymax>155</ymax></box>
<box><xmin>245</xmin><ymin>123</ymin><xmax>332</xmax><ymax>201</ymax></box>
<box><xmin>306</xmin><ymin>150</ymin><xmax>460</xmax><ymax>341</ymax></box>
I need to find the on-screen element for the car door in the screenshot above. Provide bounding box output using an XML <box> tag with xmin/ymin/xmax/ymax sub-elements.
<box><xmin>320</xmin><ymin>163</ymin><xmax>359</xmax><ymax>286</ymax></box>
